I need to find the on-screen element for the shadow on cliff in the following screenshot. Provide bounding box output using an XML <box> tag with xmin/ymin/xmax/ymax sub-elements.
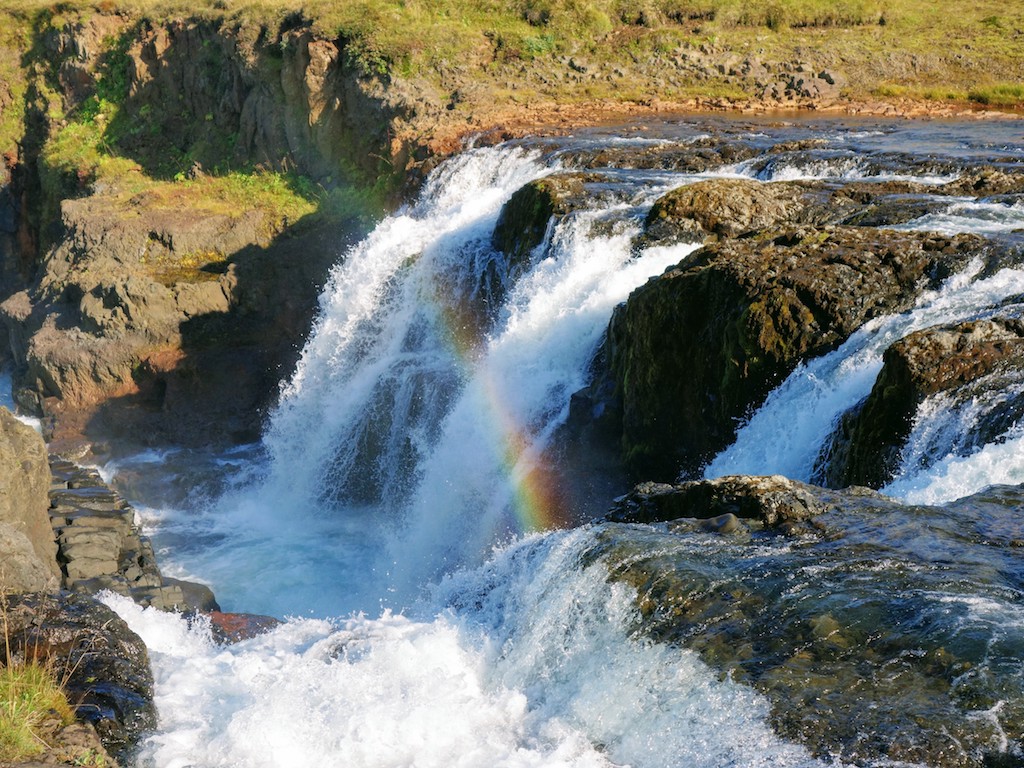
<box><xmin>79</xmin><ymin>212</ymin><xmax>365</xmax><ymax>452</ymax></box>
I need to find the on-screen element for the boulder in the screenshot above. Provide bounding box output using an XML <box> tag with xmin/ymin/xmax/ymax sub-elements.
<box><xmin>641</xmin><ymin>178</ymin><xmax>841</xmax><ymax>244</ymax></box>
<box><xmin>608</xmin><ymin>474</ymin><xmax>846</xmax><ymax>528</ymax></box>
<box><xmin>816</xmin><ymin>316</ymin><xmax>1024</xmax><ymax>488</ymax></box>
<box><xmin>3</xmin><ymin>592</ymin><xmax>157</xmax><ymax>762</ymax></box>
<box><xmin>492</xmin><ymin>173</ymin><xmax>590</xmax><ymax>266</ymax></box>
<box><xmin>609</xmin><ymin>227</ymin><xmax>986</xmax><ymax>479</ymax></box>
<box><xmin>0</xmin><ymin>407</ymin><xmax>61</xmax><ymax>591</ymax></box>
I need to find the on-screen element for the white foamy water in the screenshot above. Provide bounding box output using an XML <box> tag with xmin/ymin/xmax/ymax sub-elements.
<box><xmin>734</xmin><ymin>153</ymin><xmax>957</xmax><ymax>184</ymax></box>
<box><xmin>98</xmin><ymin>125</ymin><xmax>1024</xmax><ymax>768</ymax></box>
<box><xmin>0</xmin><ymin>368</ymin><xmax>42</xmax><ymax>431</ymax></box>
<box><xmin>895</xmin><ymin>198</ymin><xmax>1024</xmax><ymax>236</ymax></box>
<box><xmin>134</xmin><ymin>146</ymin><xmax>699</xmax><ymax>616</ymax></box>
<box><xmin>103</xmin><ymin>529</ymin><xmax>824</xmax><ymax>768</ymax></box>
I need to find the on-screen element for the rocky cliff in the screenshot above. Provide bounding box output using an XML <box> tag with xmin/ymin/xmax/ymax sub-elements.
<box><xmin>0</xmin><ymin>9</ymin><xmax>433</xmax><ymax>451</ymax></box>
<box><xmin>0</xmin><ymin>407</ymin><xmax>61</xmax><ymax>591</ymax></box>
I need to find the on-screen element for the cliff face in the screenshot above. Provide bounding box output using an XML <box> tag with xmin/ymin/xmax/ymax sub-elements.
<box><xmin>0</xmin><ymin>407</ymin><xmax>61</xmax><ymax>592</ymax></box>
<box><xmin>0</xmin><ymin>10</ymin><xmax>437</xmax><ymax>451</ymax></box>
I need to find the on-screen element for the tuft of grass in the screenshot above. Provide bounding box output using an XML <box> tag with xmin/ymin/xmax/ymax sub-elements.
<box><xmin>0</xmin><ymin>659</ymin><xmax>77</xmax><ymax>762</ymax></box>
<box><xmin>0</xmin><ymin>596</ymin><xmax>76</xmax><ymax>764</ymax></box>
<box><xmin>968</xmin><ymin>83</ymin><xmax>1024</xmax><ymax>107</ymax></box>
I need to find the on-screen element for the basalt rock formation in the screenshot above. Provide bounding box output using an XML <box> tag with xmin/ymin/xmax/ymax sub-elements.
<box><xmin>816</xmin><ymin>315</ymin><xmax>1024</xmax><ymax>489</ymax></box>
<box><xmin>608</xmin><ymin>227</ymin><xmax>985</xmax><ymax>480</ymax></box>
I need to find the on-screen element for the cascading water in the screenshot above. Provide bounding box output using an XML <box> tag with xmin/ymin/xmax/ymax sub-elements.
<box><xmin>96</xmin><ymin>117</ymin><xmax>1024</xmax><ymax>768</ymax></box>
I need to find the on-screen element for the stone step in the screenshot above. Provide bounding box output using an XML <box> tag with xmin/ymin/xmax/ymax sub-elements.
<box><xmin>48</xmin><ymin>455</ymin><xmax>220</xmax><ymax>614</ymax></box>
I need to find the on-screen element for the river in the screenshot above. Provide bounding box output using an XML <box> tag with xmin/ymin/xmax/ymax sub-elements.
<box><xmin>95</xmin><ymin>115</ymin><xmax>1024</xmax><ymax>767</ymax></box>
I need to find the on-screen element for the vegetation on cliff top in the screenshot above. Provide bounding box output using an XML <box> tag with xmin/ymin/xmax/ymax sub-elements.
<box><xmin>1</xmin><ymin>0</ymin><xmax>1022</xmax><ymax>108</ymax></box>
<box><xmin>0</xmin><ymin>0</ymin><xmax>1020</xmax><ymax>284</ymax></box>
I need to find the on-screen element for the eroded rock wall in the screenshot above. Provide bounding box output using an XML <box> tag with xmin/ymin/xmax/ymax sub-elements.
<box><xmin>0</xmin><ymin>406</ymin><xmax>61</xmax><ymax>591</ymax></box>
<box><xmin>0</xmin><ymin>11</ymin><xmax>416</xmax><ymax>449</ymax></box>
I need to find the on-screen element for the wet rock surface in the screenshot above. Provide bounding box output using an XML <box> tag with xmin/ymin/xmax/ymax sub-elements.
<box><xmin>596</xmin><ymin>479</ymin><xmax>1024</xmax><ymax>767</ymax></box>
<box><xmin>816</xmin><ymin>314</ymin><xmax>1024</xmax><ymax>488</ymax></box>
<box><xmin>608</xmin><ymin>226</ymin><xmax>986</xmax><ymax>480</ymax></box>
<box><xmin>3</xmin><ymin>592</ymin><xmax>156</xmax><ymax>763</ymax></box>
<box><xmin>608</xmin><ymin>474</ymin><xmax>849</xmax><ymax>530</ymax></box>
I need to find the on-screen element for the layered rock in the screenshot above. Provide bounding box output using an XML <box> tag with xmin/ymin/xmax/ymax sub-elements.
<box><xmin>609</xmin><ymin>227</ymin><xmax>985</xmax><ymax>479</ymax></box>
<box><xmin>816</xmin><ymin>315</ymin><xmax>1024</xmax><ymax>488</ymax></box>
<box><xmin>49</xmin><ymin>458</ymin><xmax>218</xmax><ymax>611</ymax></box>
<box><xmin>0</xmin><ymin>407</ymin><xmax>61</xmax><ymax>592</ymax></box>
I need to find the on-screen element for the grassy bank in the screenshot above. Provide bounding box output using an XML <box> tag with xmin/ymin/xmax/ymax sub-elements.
<box><xmin>0</xmin><ymin>654</ymin><xmax>75</xmax><ymax>762</ymax></box>
<box><xmin>1</xmin><ymin>0</ymin><xmax>1021</xmax><ymax>108</ymax></box>
<box><xmin>0</xmin><ymin>0</ymin><xmax>1020</xmax><ymax>285</ymax></box>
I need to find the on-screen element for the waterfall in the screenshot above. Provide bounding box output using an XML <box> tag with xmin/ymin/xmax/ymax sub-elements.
<box><xmin>97</xmin><ymin>120</ymin><xmax>1024</xmax><ymax>768</ymax></box>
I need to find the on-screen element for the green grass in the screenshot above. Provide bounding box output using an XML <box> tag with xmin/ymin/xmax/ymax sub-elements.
<box><xmin>2</xmin><ymin>0</ymin><xmax>1022</xmax><ymax>223</ymax></box>
<box><xmin>968</xmin><ymin>83</ymin><xmax>1024</xmax><ymax>107</ymax></box>
<box><xmin>0</xmin><ymin>658</ymin><xmax>76</xmax><ymax>762</ymax></box>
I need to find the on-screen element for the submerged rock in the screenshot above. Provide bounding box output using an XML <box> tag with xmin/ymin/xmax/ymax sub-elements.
<box><xmin>610</xmin><ymin>226</ymin><xmax>985</xmax><ymax>479</ymax></box>
<box><xmin>816</xmin><ymin>315</ymin><xmax>1024</xmax><ymax>488</ymax></box>
<box><xmin>595</xmin><ymin>479</ymin><xmax>1024</xmax><ymax>767</ymax></box>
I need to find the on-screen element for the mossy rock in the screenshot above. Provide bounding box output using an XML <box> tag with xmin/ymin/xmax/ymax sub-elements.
<box><xmin>492</xmin><ymin>173</ymin><xmax>590</xmax><ymax>266</ymax></box>
<box><xmin>641</xmin><ymin>177</ymin><xmax>842</xmax><ymax>245</ymax></box>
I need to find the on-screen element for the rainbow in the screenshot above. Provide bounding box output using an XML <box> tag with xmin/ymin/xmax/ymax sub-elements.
<box><xmin>433</xmin><ymin>285</ymin><xmax>572</xmax><ymax>535</ymax></box>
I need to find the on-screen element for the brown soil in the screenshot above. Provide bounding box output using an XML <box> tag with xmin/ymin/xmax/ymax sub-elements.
<box><xmin>418</xmin><ymin>95</ymin><xmax>1022</xmax><ymax>157</ymax></box>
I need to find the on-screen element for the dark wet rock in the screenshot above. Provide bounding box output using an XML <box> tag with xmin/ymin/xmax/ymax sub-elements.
<box><xmin>492</xmin><ymin>173</ymin><xmax>590</xmax><ymax>265</ymax></box>
<box><xmin>558</xmin><ymin>137</ymin><xmax>758</xmax><ymax>174</ymax></box>
<box><xmin>610</xmin><ymin>227</ymin><xmax>986</xmax><ymax>479</ymax></box>
<box><xmin>0</xmin><ymin>407</ymin><xmax>61</xmax><ymax>592</ymax></box>
<box><xmin>816</xmin><ymin>315</ymin><xmax>1024</xmax><ymax>488</ymax></box>
<box><xmin>641</xmin><ymin>178</ymin><xmax>844</xmax><ymax>244</ymax></box>
<box><xmin>608</xmin><ymin>474</ymin><xmax>845</xmax><ymax>528</ymax></box>
<box><xmin>838</xmin><ymin>194</ymin><xmax>950</xmax><ymax>227</ymax></box>
<box><xmin>3</xmin><ymin>592</ymin><xmax>156</xmax><ymax>762</ymax></box>
<box><xmin>591</xmin><ymin>480</ymin><xmax>1024</xmax><ymax>767</ymax></box>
